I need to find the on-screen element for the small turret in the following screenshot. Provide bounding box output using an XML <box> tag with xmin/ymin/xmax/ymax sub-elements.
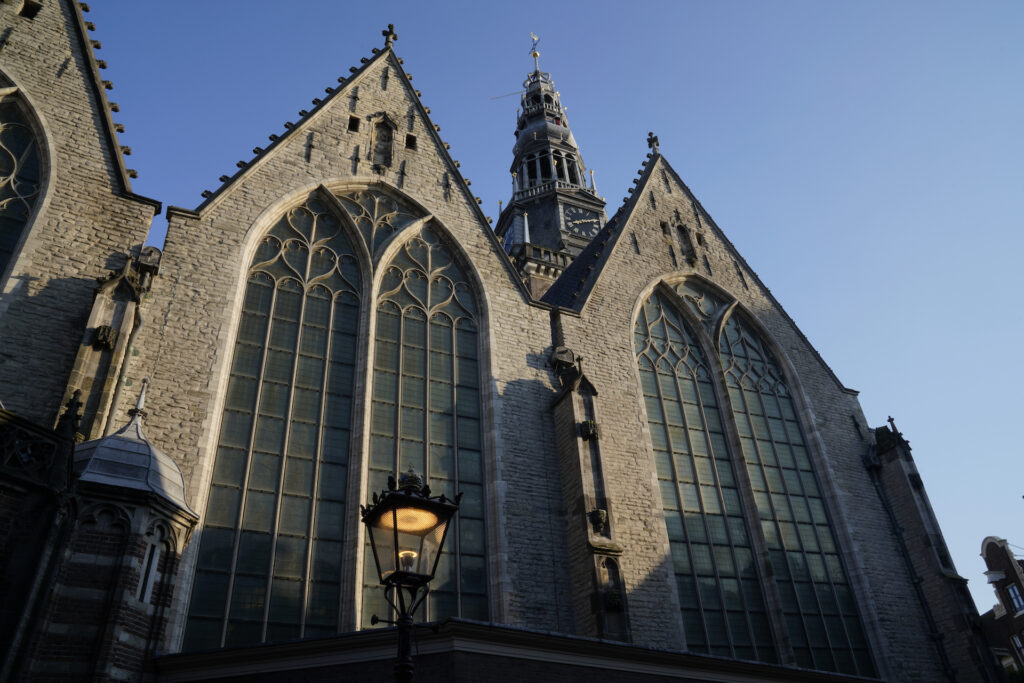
<box><xmin>22</xmin><ymin>380</ymin><xmax>197</xmax><ymax>681</ymax></box>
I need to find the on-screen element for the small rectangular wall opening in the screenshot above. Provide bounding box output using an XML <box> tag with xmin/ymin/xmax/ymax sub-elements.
<box><xmin>348</xmin><ymin>116</ymin><xmax>360</xmax><ymax>132</ymax></box>
<box><xmin>19</xmin><ymin>0</ymin><xmax>43</xmax><ymax>18</ymax></box>
<box><xmin>405</xmin><ymin>134</ymin><xmax>417</xmax><ymax>150</ymax></box>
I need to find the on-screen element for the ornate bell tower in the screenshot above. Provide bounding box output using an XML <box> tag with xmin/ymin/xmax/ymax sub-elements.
<box><xmin>495</xmin><ymin>35</ymin><xmax>606</xmax><ymax>298</ymax></box>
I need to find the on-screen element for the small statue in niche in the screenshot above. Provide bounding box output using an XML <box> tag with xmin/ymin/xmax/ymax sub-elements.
<box><xmin>551</xmin><ymin>345</ymin><xmax>582</xmax><ymax>387</ymax></box>
<box><xmin>55</xmin><ymin>389</ymin><xmax>83</xmax><ymax>442</ymax></box>
<box><xmin>372</xmin><ymin>120</ymin><xmax>393</xmax><ymax>170</ymax></box>
<box><xmin>91</xmin><ymin>325</ymin><xmax>118</xmax><ymax>350</ymax></box>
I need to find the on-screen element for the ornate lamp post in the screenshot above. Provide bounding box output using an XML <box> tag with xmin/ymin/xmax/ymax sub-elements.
<box><xmin>361</xmin><ymin>468</ymin><xmax>460</xmax><ymax>683</ymax></box>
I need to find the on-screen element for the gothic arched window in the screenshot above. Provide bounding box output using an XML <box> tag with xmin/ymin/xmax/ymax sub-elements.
<box><xmin>635</xmin><ymin>289</ymin><xmax>775</xmax><ymax>662</ymax></box>
<box><xmin>184</xmin><ymin>194</ymin><xmax>361</xmax><ymax>649</ymax></box>
<box><xmin>362</xmin><ymin>225</ymin><xmax>488</xmax><ymax>624</ymax></box>
<box><xmin>719</xmin><ymin>312</ymin><xmax>874</xmax><ymax>676</ymax></box>
<box><xmin>0</xmin><ymin>89</ymin><xmax>42</xmax><ymax>278</ymax></box>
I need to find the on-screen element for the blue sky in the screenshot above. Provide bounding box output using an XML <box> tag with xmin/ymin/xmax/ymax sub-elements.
<box><xmin>86</xmin><ymin>1</ymin><xmax>1023</xmax><ymax>610</ymax></box>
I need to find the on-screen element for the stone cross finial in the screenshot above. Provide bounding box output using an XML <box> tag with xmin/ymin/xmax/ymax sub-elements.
<box><xmin>647</xmin><ymin>131</ymin><xmax>659</xmax><ymax>151</ymax></box>
<box><xmin>382</xmin><ymin>24</ymin><xmax>398</xmax><ymax>48</ymax></box>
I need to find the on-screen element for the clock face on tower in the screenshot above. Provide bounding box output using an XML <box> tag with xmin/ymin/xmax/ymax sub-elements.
<box><xmin>562</xmin><ymin>205</ymin><xmax>602</xmax><ymax>239</ymax></box>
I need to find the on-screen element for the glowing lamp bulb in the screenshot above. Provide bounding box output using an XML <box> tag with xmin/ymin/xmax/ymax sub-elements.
<box><xmin>399</xmin><ymin>550</ymin><xmax>418</xmax><ymax>571</ymax></box>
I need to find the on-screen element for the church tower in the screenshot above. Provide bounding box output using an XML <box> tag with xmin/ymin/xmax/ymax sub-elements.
<box><xmin>495</xmin><ymin>37</ymin><xmax>606</xmax><ymax>297</ymax></box>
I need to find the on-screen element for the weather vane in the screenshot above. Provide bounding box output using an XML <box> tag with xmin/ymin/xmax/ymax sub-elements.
<box><xmin>530</xmin><ymin>32</ymin><xmax>540</xmax><ymax>70</ymax></box>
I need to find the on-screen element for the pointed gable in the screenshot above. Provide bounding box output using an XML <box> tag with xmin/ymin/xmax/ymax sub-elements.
<box><xmin>169</xmin><ymin>38</ymin><xmax>526</xmax><ymax>296</ymax></box>
<box><xmin>544</xmin><ymin>146</ymin><xmax>853</xmax><ymax>392</ymax></box>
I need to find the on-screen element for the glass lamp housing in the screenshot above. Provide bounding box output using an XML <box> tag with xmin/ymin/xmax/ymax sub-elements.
<box><xmin>363</xmin><ymin>488</ymin><xmax>457</xmax><ymax>588</ymax></box>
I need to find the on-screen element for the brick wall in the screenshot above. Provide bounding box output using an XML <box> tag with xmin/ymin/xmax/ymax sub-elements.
<box><xmin>0</xmin><ymin>0</ymin><xmax>158</xmax><ymax>426</ymax></box>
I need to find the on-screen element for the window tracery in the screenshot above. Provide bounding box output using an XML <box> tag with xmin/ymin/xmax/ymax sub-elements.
<box><xmin>673</xmin><ymin>280</ymin><xmax>728</xmax><ymax>335</ymax></box>
<box><xmin>336</xmin><ymin>187</ymin><xmax>418</xmax><ymax>256</ymax></box>
<box><xmin>0</xmin><ymin>91</ymin><xmax>42</xmax><ymax>277</ymax></box>
<box><xmin>363</xmin><ymin>224</ymin><xmax>487</xmax><ymax>624</ymax></box>
<box><xmin>184</xmin><ymin>193</ymin><xmax>360</xmax><ymax>649</ymax></box>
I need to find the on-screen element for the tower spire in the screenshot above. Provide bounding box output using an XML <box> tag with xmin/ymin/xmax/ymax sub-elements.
<box><xmin>494</xmin><ymin>41</ymin><xmax>607</xmax><ymax>298</ymax></box>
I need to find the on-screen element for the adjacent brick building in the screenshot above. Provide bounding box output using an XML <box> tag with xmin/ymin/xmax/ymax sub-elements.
<box><xmin>0</xmin><ymin>2</ymin><xmax>1004</xmax><ymax>681</ymax></box>
<box><xmin>980</xmin><ymin>537</ymin><xmax>1024</xmax><ymax>677</ymax></box>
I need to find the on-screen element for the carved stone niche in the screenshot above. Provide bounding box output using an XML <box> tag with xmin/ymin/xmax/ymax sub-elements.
<box><xmin>594</xmin><ymin>555</ymin><xmax>630</xmax><ymax>641</ymax></box>
<box><xmin>368</xmin><ymin>111</ymin><xmax>398</xmax><ymax>171</ymax></box>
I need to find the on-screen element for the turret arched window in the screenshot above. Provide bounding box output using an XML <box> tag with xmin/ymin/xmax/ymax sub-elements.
<box><xmin>184</xmin><ymin>193</ymin><xmax>361</xmax><ymax>649</ymax></box>
<box><xmin>525</xmin><ymin>153</ymin><xmax>538</xmax><ymax>185</ymax></box>
<box><xmin>566</xmin><ymin>156</ymin><xmax>579</xmax><ymax>185</ymax></box>
<box><xmin>539</xmin><ymin>151</ymin><xmax>552</xmax><ymax>181</ymax></box>
<box><xmin>636</xmin><ymin>278</ymin><xmax>876</xmax><ymax>676</ymax></box>
<box><xmin>0</xmin><ymin>88</ymin><xmax>43</xmax><ymax>279</ymax></box>
<box><xmin>553</xmin><ymin>151</ymin><xmax>566</xmax><ymax>181</ymax></box>
<box><xmin>362</xmin><ymin>225</ymin><xmax>488</xmax><ymax>624</ymax></box>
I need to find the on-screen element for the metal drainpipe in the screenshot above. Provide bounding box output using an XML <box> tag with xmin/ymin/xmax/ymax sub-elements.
<box><xmin>865</xmin><ymin>445</ymin><xmax>958</xmax><ymax>682</ymax></box>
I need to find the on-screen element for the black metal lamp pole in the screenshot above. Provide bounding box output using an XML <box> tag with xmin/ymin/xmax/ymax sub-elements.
<box><xmin>361</xmin><ymin>469</ymin><xmax>460</xmax><ymax>683</ymax></box>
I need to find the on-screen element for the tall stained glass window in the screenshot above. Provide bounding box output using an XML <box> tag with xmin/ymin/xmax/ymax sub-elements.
<box><xmin>184</xmin><ymin>194</ymin><xmax>360</xmax><ymax>649</ymax></box>
<box><xmin>637</xmin><ymin>278</ymin><xmax>877</xmax><ymax>675</ymax></box>
<box><xmin>0</xmin><ymin>91</ymin><xmax>42</xmax><ymax>277</ymax></box>
<box><xmin>719</xmin><ymin>313</ymin><xmax>874</xmax><ymax>675</ymax></box>
<box><xmin>363</xmin><ymin>224</ymin><xmax>487</xmax><ymax>624</ymax></box>
<box><xmin>635</xmin><ymin>290</ymin><xmax>775</xmax><ymax>661</ymax></box>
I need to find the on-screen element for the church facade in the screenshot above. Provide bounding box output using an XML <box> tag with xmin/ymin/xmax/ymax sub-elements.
<box><xmin>0</xmin><ymin>2</ymin><xmax>1002</xmax><ymax>682</ymax></box>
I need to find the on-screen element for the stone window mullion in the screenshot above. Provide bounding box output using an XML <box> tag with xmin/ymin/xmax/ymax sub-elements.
<box><xmin>221</xmin><ymin>279</ymin><xmax>278</xmax><ymax>647</ymax></box>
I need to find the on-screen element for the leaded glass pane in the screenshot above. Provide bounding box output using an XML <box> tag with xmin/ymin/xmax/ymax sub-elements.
<box><xmin>365</xmin><ymin>223</ymin><xmax>487</xmax><ymax>623</ymax></box>
<box><xmin>185</xmin><ymin>193</ymin><xmax>360</xmax><ymax>648</ymax></box>
<box><xmin>719</xmin><ymin>311</ymin><xmax>875</xmax><ymax>676</ymax></box>
<box><xmin>635</xmin><ymin>289</ymin><xmax>772</xmax><ymax>662</ymax></box>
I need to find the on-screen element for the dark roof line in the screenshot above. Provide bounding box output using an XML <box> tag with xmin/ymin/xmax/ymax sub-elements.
<box><xmin>70</xmin><ymin>1</ymin><xmax>160</xmax><ymax>213</ymax></box>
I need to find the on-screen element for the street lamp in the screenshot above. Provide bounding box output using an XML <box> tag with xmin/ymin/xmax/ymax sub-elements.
<box><xmin>361</xmin><ymin>468</ymin><xmax>460</xmax><ymax>683</ymax></box>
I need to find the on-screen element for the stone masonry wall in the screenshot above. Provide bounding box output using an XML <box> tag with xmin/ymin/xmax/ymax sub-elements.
<box><xmin>876</xmin><ymin>431</ymin><xmax>1003</xmax><ymax>682</ymax></box>
<box><xmin>0</xmin><ymin>0</ymin><xmax>157</xmax><ymax>425</ymax></box>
